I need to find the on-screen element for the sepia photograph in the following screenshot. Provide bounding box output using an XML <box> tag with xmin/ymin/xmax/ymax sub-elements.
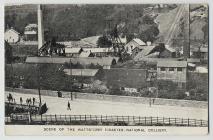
<box><xmin>4</xmin><ymin>3</ymin><xmax>209</xmax><ymax>135</ymax></box>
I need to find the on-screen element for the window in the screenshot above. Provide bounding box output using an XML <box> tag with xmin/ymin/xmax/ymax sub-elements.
<box><xmin>160</xmin><ymin>67</ymin><xmax>165</xmax><ymax>71</ymax></box>
<box><xmin>177</xmin><ymin>67</ymin><xmax>182</xmax><ymax>72</ymax></box>
<box><xmin>169</xmin><ymin>68</ymin><xmax>174</xmax><ymax>71</ymax></box>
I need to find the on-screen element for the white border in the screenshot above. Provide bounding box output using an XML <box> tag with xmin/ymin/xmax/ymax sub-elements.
<box><xmin>0</xmin><ymin>0</ymin><xmax>212</xmax><ymax>139</ymax></box>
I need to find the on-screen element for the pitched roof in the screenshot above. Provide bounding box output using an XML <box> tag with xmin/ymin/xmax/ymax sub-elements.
<box><xmin>5</xmin><ymin>28</ymin><xmax>20</xmax><ymax>35</ymax></box>
<box><xmin>81</xmin><ymin>36</ymin><xmax>100</xmax><ymax>45</ymax></box>
<box><xmin>157</xmin><ymin>61</ymin><xmax>187</xmax><ymax>67</ymax></box>
<box><xmin>134</xmin><ymin>46</ymin><xmax>157</xmax><ymax>60</ymax></box>
<box><xmin>58</xmin><ymin>40</ymin><xmax>97</xmax><ymax>48</ymax></box>
<box><xmin>133</xmin><ymin>38</ymin><xmax>146</xmax><ymax>46</ymax></box>
<box><xmin>195</xmin><ymin>66</ymin><xmax>208</xmax><ymax>73</ymax></box>
<box><xmin>65</xmin><ymin>47</ymin><xmax>82</xmax><ymax>54</ymax></box>
<box><xmin>25</xmin><ymin>24</ymin><xmax>37</xmax><ymax>29</ymax></box>
<box><xmin>26</xmin><ymin>56</ymin><xmax>119</xmax><ymax>66</ymax></box>
<box><xmin>79</xmin><ymin>51</ymin><xmax>91</xmax><ymax>57</ymax></box>
<box><xmin>165</xmin><ymin>45</ymin><xmax>176</xmax><ymax>52</ymax></box>
<box><xmin>64</xmin><ymin>69</ymin><xmax>99</xmax><ymax>76</ymax></box>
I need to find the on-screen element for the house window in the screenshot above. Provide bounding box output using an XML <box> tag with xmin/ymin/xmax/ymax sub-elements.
<box><xmin>177</xmin><ymin>67</ymin><xmax>182</xmax><ymax>72</ymax></box>
<box><xmin>160</xmin><ymin>67</ymin><xmax>165</xmax><ymax>71</ymax></box>
<box><xmin>169</xmin><ymin>68</ymin><xmax>174</xmax><ymax>71</ymax></box>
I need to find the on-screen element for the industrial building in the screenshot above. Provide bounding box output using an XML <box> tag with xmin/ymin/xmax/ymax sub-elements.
<box><xmin>157</xmin><ymin>61</ymin><xmax>188</xmax><ymax>88</ymax></box>
<box><xmin>24</xmin><ymin>24</ymin><xmax>38</xmax><ymax>41</ymax></box>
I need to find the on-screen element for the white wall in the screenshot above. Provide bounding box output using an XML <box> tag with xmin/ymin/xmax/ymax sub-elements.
<box><xmin>5</xmin><ymin>30</ymin><xmax>19</xmax><ymax>43</ymax></box>
<box><xmin>124</xmin><ymin>40</ymin><xmax>139</xmax><ymax>54</ymax></box>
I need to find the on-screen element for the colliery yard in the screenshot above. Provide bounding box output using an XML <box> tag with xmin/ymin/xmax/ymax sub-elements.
<box><xmin>4</xmin><ymin>4</ymin><xmax>208</xmax><ymax>126</ymax></box>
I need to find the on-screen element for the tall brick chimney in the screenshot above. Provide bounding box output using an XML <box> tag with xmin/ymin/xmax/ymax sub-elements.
<box><xmin>37</xmin><ymin>4</ymin><xmax>44</xmax><ymax>52</ymax></box>
<box><xmin>183</xmin><ymin>4</ymin><xmax>190</xmax><ymax>60</ymax></box>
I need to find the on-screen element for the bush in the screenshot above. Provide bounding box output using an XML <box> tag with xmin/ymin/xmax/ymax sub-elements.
<box><xmin>158</xmin><ymin>89</ymin><xmax>186</xmax><ymax>100</ymax></box>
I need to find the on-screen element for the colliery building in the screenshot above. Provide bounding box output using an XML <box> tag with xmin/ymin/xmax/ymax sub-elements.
<box><xmin>157</xmin><ymin>61</ymin><xmax>188</xmax><ymax>88</ymax></box>
<box><xmin>25</xmin><ymin>56</ymin><xmax>119</xmax><ymax>69</ymax></box>
<box><xmin>24</xmin><ymin>24</ymin><xmax>38</xmax><ymax>41</ymax></box>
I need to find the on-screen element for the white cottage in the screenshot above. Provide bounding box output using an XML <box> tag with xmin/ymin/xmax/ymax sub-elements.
<box><xmin>124</xmin><ymin>38</ymin><xmax>146</xmax><ymax>55</ymax></box>
<box><xmin>5</xmin><ymin>28</ymin><xmax>20</xmax><ymax>43</ymax></box>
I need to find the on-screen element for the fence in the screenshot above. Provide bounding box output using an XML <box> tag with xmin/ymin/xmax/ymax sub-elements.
<box><xmin>6</xmin><ymin>114</ymin><xmax>208</xmax><ymax>127</ymax></box>
<box><xmin>5</xmin><ymin>102</ymin><xmax>39</xmax><ymax>116</ymax></box>
<box><xmin>5</xmin><ymin>102</ymin><xmax>39</xmax><ymax>111</ymax></box>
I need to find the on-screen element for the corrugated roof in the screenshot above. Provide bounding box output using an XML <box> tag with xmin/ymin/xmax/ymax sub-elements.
<box><xmin>157</xmin><ymin>61</ymin><xmax>187</xmax><ymax>67</ymax></box>
<box><xmin>133</xmin><ymin>38</ymin><xmax>146</xmax><ymax>46</ymax></box>
<box><xmin>64</xmin><ymin>69</ymin><xmax>99</xmax><ymax>76</ymax></box>
<box><xmin>26</xmin><ymin>56</ymin><xmax>119</xmax><ymax>66</ymax></box>
<box><xmin>65</xmin><ymin>48</ymin><xmax>82</xmax><ymax>54</ymax></box>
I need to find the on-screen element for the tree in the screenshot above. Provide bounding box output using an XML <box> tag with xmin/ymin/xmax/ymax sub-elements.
<box><xmin>139</xmin><ymin>25</ymin><xmax>159</xmax><ymax>42</ymax></box>
<box><xmin>97</xmin><ymin>36</ymin><xmax>112</xmax><ymax>48</ymax></box>
<box><xmin>142</xmin><ymin>15</ymin><xmax>154</xmax><ymax>24</ymax></box>
<box><xmin>126</xmin><ymin>33</ymin><xmax>135</xmax><ymax>43</ymax></box>
<box><xmin>5</xmin><ymin>41</ymin><xmax>13</xmax><ymax>64</ymax></box>
<box><xmin>38</xmin><ymin>64</ymin><xmax>66</xmax><ymax>91</ymax></box>
<box><xmin>5</xmin><ymin>13</ymin><xmax>17</xmax><ymax>29</ymax></box>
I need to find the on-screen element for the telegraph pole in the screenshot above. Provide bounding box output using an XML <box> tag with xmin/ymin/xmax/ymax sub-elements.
<box><xmin>70</xmin><ymin>59</ymin><xmax>73</xmax><ymax>100</ymax></box>
<box><xmin>188</xmin><ymin>4</ymin><xmax>190</xmax><ymax>58</ymax></box>
<box><xmin>37</xmin><ymin>64</ymin><xmax>42</xmax><ymax>107</ymax></box>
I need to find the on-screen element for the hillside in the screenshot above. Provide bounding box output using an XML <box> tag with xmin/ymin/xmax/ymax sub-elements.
<box><xmin>5</xmin><ymin>4</ymin><xmax>208</xmax><ymax>45</ymax></box>
<box><xmin>155</xmin><ymin>4</ymin><xmax>208</xmax><ymax>47</ymax></box>
<box><xmin>156</xmin><ymin>6</ymin><xmax>181</xmax><ymax>42</ymax></box>
<box><xmin>5</xmin><ymin>4</ymin><xmax>158</xmax><ymax>42</ymax></box>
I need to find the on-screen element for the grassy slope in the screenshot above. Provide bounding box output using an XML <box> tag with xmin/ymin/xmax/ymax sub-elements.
<box><xmin>156</xmin><ymin>5</ymin><xmax>207</xmax><ymax>45</ymax></box>
<box><xmin>156</xmin><ymin>6</ymin><xmax>180</xmax><ymax>40</ymax></box>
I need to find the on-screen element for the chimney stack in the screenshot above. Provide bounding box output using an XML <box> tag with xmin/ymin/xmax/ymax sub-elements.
<box><xmin>183</xmin><ymin>4</ymin><xmax>190</xmax><ymax>60</ymax></box>
<box><xmin>37</xmin><ymin>4</ymin><xmax>44</xmax><ymax>53</ymax></box>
